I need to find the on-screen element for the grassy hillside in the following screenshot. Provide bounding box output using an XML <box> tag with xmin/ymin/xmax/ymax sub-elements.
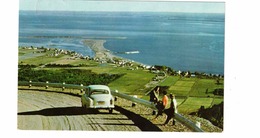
<box><xmin>18</xmin><ymin>47</ymin><xmax>224</xmax><ymax>115</ymax></box>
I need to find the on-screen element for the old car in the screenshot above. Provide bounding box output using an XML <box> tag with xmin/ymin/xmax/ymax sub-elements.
<box><xmin>81</xmin><ymin>85</ymin><xmax>114</xmax><ymax>113</ymax></box>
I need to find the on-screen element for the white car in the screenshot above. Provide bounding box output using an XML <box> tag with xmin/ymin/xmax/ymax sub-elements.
<box><xmin>81</xmin><ymin>85</ymin><xmax>114</xmax><ymax>113</ymax></box>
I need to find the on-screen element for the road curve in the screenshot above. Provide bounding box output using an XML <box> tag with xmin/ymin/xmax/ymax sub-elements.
<box><xmin>18</xmin><ymin>90</ymin><xmax>142</xmax><ymax>131</ymax></box>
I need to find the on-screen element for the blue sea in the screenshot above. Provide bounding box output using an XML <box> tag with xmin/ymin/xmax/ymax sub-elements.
<box><xmin>19</xmin><ymin>11</ymin><xmax>224</xmax><ymax>75</ymax></box>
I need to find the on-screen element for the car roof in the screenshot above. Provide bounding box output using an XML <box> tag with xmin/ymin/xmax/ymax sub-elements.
<box><xmin>88</xmin><ymin>85</ymin><xmax>110</xmax><ymax>90</ymax></box>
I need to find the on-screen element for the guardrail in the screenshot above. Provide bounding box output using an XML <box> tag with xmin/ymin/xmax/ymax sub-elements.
<box><xmin>112</xmin><ymin>90</ymin><xmax>203</xmax><ymax>132</ymax></box>
<box><xmin>18</xmin><ymin>81</ymin><xmax>203</xmax><ymax>132</ymax></box>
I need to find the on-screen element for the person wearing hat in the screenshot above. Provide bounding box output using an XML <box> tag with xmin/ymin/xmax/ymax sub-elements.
<box><xmin>163</xmin><ymin>93</ymin><xmax>178</xmax><ymax>125</ymax></box>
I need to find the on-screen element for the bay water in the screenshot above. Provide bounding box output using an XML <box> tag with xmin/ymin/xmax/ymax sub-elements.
<box><xmin>19</xmin><ymin>11</ymin><xmax>224</xmax><ymax>75</ymax></box>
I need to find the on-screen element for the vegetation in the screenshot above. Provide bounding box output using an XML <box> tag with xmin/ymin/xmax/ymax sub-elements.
<box><xmin>18</xmin><ymin>66</ymin><xmax>124</xmax><ymax>86</ymax></box>
<box><xmin>18</xmin><ymin>47</ymin><xmax>224</xmax><ymax>129</ymax></box>
<box><xmin>178</xmin><ymin>97</ymin><xmax>214</xmax><ymax>114</ymax></box>
<box><xmin>197</xmin><ymin>102</ymin><xmax>224</xmax><ymax>129</ymax></box>
<box><xmin>44</xmin><ymin>63</ymin><xmax>97</xmax><ymax>68</ymax></box>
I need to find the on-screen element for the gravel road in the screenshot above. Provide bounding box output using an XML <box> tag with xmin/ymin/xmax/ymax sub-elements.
<box><xmin>18</xmin><ymin>90</ymin><xmax>141</xmax><ymax>131</ymax></box>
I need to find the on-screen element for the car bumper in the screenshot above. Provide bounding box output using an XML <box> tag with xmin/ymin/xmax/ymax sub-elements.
<box><xmin>88</xmin><ymin>105</ymin><xmax>115</xmax><ymax>109</ymax></box>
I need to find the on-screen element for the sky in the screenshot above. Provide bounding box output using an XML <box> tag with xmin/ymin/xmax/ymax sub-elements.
<box><xmin>19</xmin><ymin>0</ymin><xmax>225</xmax><ymax>13</ymax></box>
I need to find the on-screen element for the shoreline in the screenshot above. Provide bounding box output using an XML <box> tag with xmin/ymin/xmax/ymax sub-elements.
<box><xmin>83</xmin><ymin>39</ymin><xmax>116</xmax><ymax>61</ymax></box>
<box><xmin>19</xmin><ymin>39</ymin><xmax>224</xmax><ymax>75</ymax></box>
<box><xmin>81</xmin><ymin>39</ymin><xmax>222</xmax><ymax>75</ymax></box>
<box><xmin>82</xmin><ymin>39</ymin><xmax>145</xmax><ymax>65</ymax></box>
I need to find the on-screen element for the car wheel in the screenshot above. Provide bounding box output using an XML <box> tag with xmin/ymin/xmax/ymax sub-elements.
<box><xmin>81</xmin><ymin>101</ymin><xmax>85</xmax><ymax>108</ymax></box>
<box><xmin>109</xmin><ymin>108</ymin><xmax>113</xmax><ymax>114</ymax></box>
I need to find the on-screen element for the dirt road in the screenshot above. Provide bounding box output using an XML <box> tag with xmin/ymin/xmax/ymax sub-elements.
<box><xmin>18</xmin><ymin>90</ymin><xmax>142</xmax><ymax>131</ymax></box>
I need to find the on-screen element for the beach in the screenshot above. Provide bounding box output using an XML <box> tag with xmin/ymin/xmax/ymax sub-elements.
<box><xmin>83</xmin><ymin>39</ymin><xmax>115</xmax><ymax>61</ymax></box>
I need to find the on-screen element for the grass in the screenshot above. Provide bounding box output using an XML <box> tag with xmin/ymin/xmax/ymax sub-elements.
<box><xmin>66</xmin><ymin>59</ymin><xmax>99</xmax><ymax>66</ymax></box>
<box><xmin>75</xmin><ymin>62</ymin><xmax>156</xmax><ymax>94</ymax></box>
<box><xmin>211</xmin><ymin>97</ymin><xmax>224</xmax><ymax>106</ymax></box>
<box><xmin>178</xmin><ymin>97</ymin><xmax>214</xmax><ymax>114</ymax></box>
<box><xmin>156</xmin><ymin>76</ymin><xmax>224</xmax><ymax>114</ymax></box>
<box><xmin>189</xmin><ymin>78</ymin><xmax>224</xmax><ymax>97</ymax></box>
<box><xmin>19</xmin><ymin>48</ymin><xmax>32</xmax><ymax>55</ymax></box>
<box><xmin>20</xmin><ymin>54</ymin><xmax>69</xmax><ymax>65</ymax></box>
<box><xmin>168</xmin><ymin>79</ymin><xmax>196</xmax><ymax>96</ymax></box>
<box><xmin>176</xmin><ymin>97</ymin><xmax>186</xmax><ymax>106</ymax></box>
<box><xmin>18</xmin><ymin>48</ymin><xmax>224</xmax><ymax>114</ymax></box>
<box><xmin>159</xmin><ymin>76</ymin><xmax>180</xmax><ymax>86</ymax></box>
<box><xmin>108</xmin><ymin>69</ymin><xmax>155</xmax><ymax>94</ymax></box>
<box><xmin>19</xmin><ymin>48</ymin><xmax>156</xmax><ymax>95</ymax></box>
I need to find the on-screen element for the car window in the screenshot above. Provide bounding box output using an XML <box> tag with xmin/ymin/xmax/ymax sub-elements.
<box><xmin>91</xmin><ymin>89</ymin><xmax>109</xmax><ymax>95</ymax></box>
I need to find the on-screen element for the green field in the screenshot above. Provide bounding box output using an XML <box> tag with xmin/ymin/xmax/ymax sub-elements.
<box><xmin>159</xmin><ymin>76</ymin><xmax>179</xmax><ymax>86</ymax></box>
<box><xmin>178</xmin><ymin>97</ymin><xmax>214</xmax><ymax>114</ymax></box>
<box><xmin>18</xmin><ymin>47</ymin><xmax>224</xmax><ymax>114</ymax></box>
<box><xmin>189</xmin><ymin>78</ymin><xmax>224</xmax><ymax>97</ymax></box>
<box><xmin>211</xmin><ymin>97</ymin><xmax>224</xmax><ymax>106</ymax></box>
<box><xmin>158</xmin><ymin>75</ymin><xmax>224</xmax><ymax>114</ymax></box>
<box><xmin>168</xmin><ymin>79</ymin><xmax>195</xmax><ymax>96</ymax></box>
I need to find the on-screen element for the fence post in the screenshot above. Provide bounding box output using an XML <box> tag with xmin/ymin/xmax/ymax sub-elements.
<box><xmin>29</xmin><ymin>80</ymin><xmax>32</xmax><ymax>88</ymax></box>
<box><xmin>132</xmin><ymin>95</ymin><xmax>137</xmax><ymax>107</ymax></box>
<box><xmin>80</xmin><ymin>84</ymin><xmax>84</xmax><ymax>93</ymax></box>
<box><xmin>62</xmin><ymin>82</ymin><xmax>65</xmax><ymax>91</ymax></box>
<box><xmin>45</xmin><ymin>81</ymin><xmax>49</xmax><ymax>89</ymax></box>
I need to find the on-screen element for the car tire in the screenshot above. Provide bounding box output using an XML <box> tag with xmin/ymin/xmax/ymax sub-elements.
<box><xmin>109</xmin><ymin>108</ymin><xmax>113</xmax><ymax>114</ymax></box>
<box><xmin>81</xmin><ymin>101</ymin><xmax>85</xmax><ymax>108</ymax></box>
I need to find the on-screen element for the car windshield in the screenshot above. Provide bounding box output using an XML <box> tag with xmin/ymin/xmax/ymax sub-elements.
<box><xmin>91</xmin><ymin>89</ymin><xmax>109</xmax><ymax>95</ymax></box>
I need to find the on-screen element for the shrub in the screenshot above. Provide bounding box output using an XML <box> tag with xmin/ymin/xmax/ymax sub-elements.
<box><xmin>18</xmin><ymin>67</ymin><xmax>124</xmax><ymax>85</ymax></box>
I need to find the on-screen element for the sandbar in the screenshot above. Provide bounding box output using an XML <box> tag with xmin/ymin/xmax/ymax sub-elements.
<box><xmin>83</xmin><ymin>39</ymin><xmax>115</xmax><ymax>61</ymax></box>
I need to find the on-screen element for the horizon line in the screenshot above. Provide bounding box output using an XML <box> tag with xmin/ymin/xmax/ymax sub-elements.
<box><xmin>19</xmin><ymin>10</ymin><xmax>225</xmax><ymax>14</ymax></box>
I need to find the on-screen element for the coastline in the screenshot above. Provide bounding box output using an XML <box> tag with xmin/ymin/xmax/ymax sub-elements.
<box><xmin>83</xmin><ymin>39</ymin><xmax>116</xmax><ymax>61</ymax></box>
<box><xmin>82</xmin><ymin>39</ymin><xmax>144</xmax><ymax>65</ymax></box>
<box><xmin>19</xmin><ymin>38</ymin><xmax>224</xmax><ymax>75</ymax></box>
<box><xmin>82</xmin><ymin>39</ymin><xmax>153</xmax><ymax>69</ymax></box>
